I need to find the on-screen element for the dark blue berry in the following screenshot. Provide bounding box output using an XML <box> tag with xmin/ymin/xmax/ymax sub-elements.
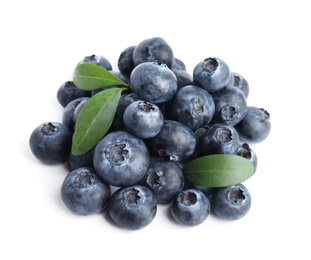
<box><xmin>29</xmin><ymin>122</ymin><xmax>72</xmax><ymax>164</ymax></box>
<box><xmin>170</xmin><ymin>85</ymin><xmax>215</xmax><ymax>131</ymax></box>
<box><xmin>193</xmin><ymin>57</ymin><xmax>231</xmax><ymax>92</ymax></box>
<box><xmin>140</xmin><ymin>157</ymin><xmax>184</xmax><ymax>204</ymax></box>
<box><xmin>235</xmin><ymin>106</ymin><xmax>271</xmax><ymax>143</ymax></box>
<box><xmin>93</xmin><ymin>131</ymin><xmax>150</xmax><ymax>187</ymax></box>
<box><xmin>62</xmin><ymin>97</ymin><xmax>90</xmax><ymax>131</ymax></box>
<box><xmin>133</xmin><ymin>37</ymin><xmax>174</xmax><ymax>68</ymax></box>
<box><xmin>173</xmin><ymin>70</ymin><xmax>193</xmax><ymax>90</ymax></box>
<box><xmin>236</xmin><ymin>143</ymin><xmax>258</xmax><ymax>174</ymax></box>
<box><xmin>171</xmin><ymin>189</ymin><xmax>210</xmax><ymax>226</ymax></box>
<box><xmin>148</xmin><ymin>120</ymin><xmax>196</xmax><ymax>161</ymax></box>
<box><xmin>57</xmin><ymin>81</ymin><xmax>90</xmax><ymax>108</ymax></box>
<box><xmin>118</xmin><ymin>45</ymin><xmax>136</xmax><ymax>80</ymax></box>
<box><xmin>78</xmin><ymin>54</ymin><xmax>112</xmax><ymax>70</ymax></box>
<box><xmin>202</xmin><ymin>123</ymin><xmax>240</xmax><ymax>155</ymax></box>
<box><xmin>172</xmin><ymin>58</ymin><xmax>186</xmax><ymax>71</ymax></box>
<box><xmin>61</xmin><ymin>167</ymin><xmax>111</xmax><ymax>215</ymax></box>
<box><xmin>211</xmin><ymin>184</ymin><xmax>251</xmax><ymax>220</ymax></box>
<box><xmin>130</xmin><ymin>61</ymin><xmax>178</xmax><ymax>103</ymax></box>
<box><xmin>108</xmin><ymin>185</ymin><xmax>157</xmax><ymax>230</ymax></box>
<box><xmin>123</xmin><ymin>101</ymin><xmax>164</xmax><ymax>139</ymax></box>
<box><xmin>212</xmin><ymin>86</ymin><xmax>247</xmax><ymax>126</ymax></box>
<box><xmin>230</xmin><ymin>72</ymin><xmax>249</xmax><ymax>98</ymax></box>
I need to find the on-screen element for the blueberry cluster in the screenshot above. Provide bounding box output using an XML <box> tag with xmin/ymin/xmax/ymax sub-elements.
<box><xmin>29</xmin><ymin>37</ymin><xmax>271</xmax><ymax>230</ymax></box>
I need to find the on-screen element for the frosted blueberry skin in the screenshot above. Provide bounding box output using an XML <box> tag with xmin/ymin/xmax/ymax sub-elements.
<box><xmin>69</xmin><ymin>148</ymin><xmax>94</xmax><ymax>170</ymax></box>
<box><xmin>29</xmin><ymin>122</ymin><xmax>72</xmax><ymax>164</ymax></box>
<box><xmin>118</xmin><ymin>45</ymin><xmax>136</xmax><ymax>80</ymax></box>
<box><xmin>202</xmin><ymin>123</ymin><xmax>240</xmax><ymax>155</ymax></box>
<box><xmin>172</xmin><ymin>58</ymin><xmax>186</xmax><ymax>71</ymax></box>
<box><xmin>170</xmin><ymin>85</ymin><xmax>215</xmax><ymax>131</ymax></box>
<box><xmin>147</xmin><ymin>120</ymin><xmax>196</xmax><ymax>162</ymax></box>
<box><xmin>140</xmin><ymin>157</ymin><xmax>184</xmax><ymax>204</ymax></box>
<box><xmin>211</xmin><ymin>184</ymin><xmax>251</xmax><ymax>221</ymax></box>
<box><xmin>133</xmin><ymin>37</ymin><xmax>174</xmax><ymax>68</ymax></box>
<box><xmin>193</xmin><ymin>57</ymin><xmax>231</xmax><ymax>92</ymax></box>
<box><xmin>235</xmin><ymin>106</ymin><xmax>271</xmax><ymax>143</ymax></box>
<box><xmin>108</xmin><ymin>185</ymin><xmax>157</xmax><ymax>230</ymax></box>
<box><xmin>57</xmin><ymin>81</ymin><xmax>90</xmax><ymax>108</ymax></box>
<box><xmin>123</xmin><ymin>101</ymin><xmax>164</xmax><ymax>139</ymax></box>
<box><xmin>130</xmin><ymin>62</ymin><xmax>178</xmax><ymax>103</ymax></box>
<box><xmin>171</xmin><ymin>189</ymin><xmax>210</xmax><ymax>226</ymax></box>
<box><xmin>62</xmin><ymin>97</ymin><xmax>90</xmax><ymax>131</ymax></box>
<box><xmin>111</xmin><ymin>93</ymin><xmax>140</xmax><ymax>131</ymax></box>
<box><xmin>236</xmin><ymin>143</ymin><xmax>258</xmax><ymax>174</ymax></box>
<box><xmin>78</xmin><ymin>54</ymin><xmax>112</xmax><ymax>70</ymax></box>
<box><xmin>212</xmin><ymin>86</ymin><xmax>247</xmax><ymax>126</ymax></box>
<box><xmin>61</xmin><ymin>167</ymin><xmax>111</xmax><ymax>216</ymax></box>
<box><xmin>229</xmin><ymin>72</ymin><xmax>249</xmax><ymax>98</ymax></box>
<box><xmin>93</xmin><ymin>131</ymin><xmax>150</xmax><ymax>187</ymax></box>
<box><xmin>173</xmin><ymin>70</ymin><xmax>193</xmax><ymax>90</ymax></box>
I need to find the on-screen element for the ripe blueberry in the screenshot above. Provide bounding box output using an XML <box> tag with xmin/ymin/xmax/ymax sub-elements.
<box><xmin>93</xmin><ymin>131</ymin><xmax>150</xmax><ymax>187</ymax></box>
<box><xmin>235</xmin><ymin>106</ymin><xmax>271</xmax><ymax>143</ymax></box>
<box><xmin>123</xmin><ymin>101</ymin><xmax>164</xmax><ymax>139</ymax></box>
<box><xmin>29</xmin><ymin>122</ymin><xmax>72</xmax><ymax>164</ymax></box>
<box><xmin>130</xmin><ymin>61</ymin><xmax>178</xmax><ymax>103</ymax></box>
<box><xmin>57</xmin><ymin>81</ymin><xmax>90</xmax><ymax>108</ymax></box>
<box><xmin>211</xmin><ymin>184</ymin><xmax>251</xmax><ymax>220</ymax></box>
<box><xmin>170</xmin><ymin>85</ymin><xmax>215</xmax><ymax>131</ymax></box>
<box><xmin>193</xmin><ymin>57</ymin><xmax>231</xmax><ymax>92</ymax></box>
<box><xmin>61</xmin><ymin>167</ymin><xmax>111</xmax><ymax>215</ymax></box>
<box><xmin>133</xmin><ymin>37</ymin><xmax>174</xmax><ymax>68</ymax></box>
<box><xmin>171</xmin><ymin>189</ymin><xmax>210</xmax><ymax>226</ymax></box>
<box><xmin>202</xmin><ymin>123</ymin><xmax>240</xmax><ymax>155</ymax></box>
<box><xmin>78</xmin><ymin>54</ymin><xmax>112</xmax><ymax>70</ymax></box>
<box><xmin>108</xmin><ymin>185</ymin><xmax>157</xmax><ymax>230</ymax></box>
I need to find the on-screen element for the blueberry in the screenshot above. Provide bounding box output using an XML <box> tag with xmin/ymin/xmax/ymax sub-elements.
<box><xmin>108</xmin><ymin>185</ymin><xmax>157</xmax><ymax>230</ymax></box>
<box><xmin>123</xmin><ymin>101</ymin><xmax>164</xmax><ymax>139</ymax></box>
<box><xmin>171</xmin><ymin>189</ymin><xmax>210</xmax><ymax>226</ymax></box>
<box><xmin>93</xmin><ymin>131</ymin><xmax>150</xmax><ymax>187</ymax></box>
<box><xmin>57</xmin><ymin>81</ymin><xmax>90</xmax><ymax>108</ymax></box>
<box><xmin>133</xmin><ymin>37</ymin><xmax>174</xmax><ymax>69</ymax></box>
<box><xmin>62</xmin><ymin>97</ymin><xmax>90</xmax><ymax>131</ymax></box>
<box><xmin>193</xmin><ymin>57</ymin><xmax>231</xmax><ymax>92</ymax></box>
<box><xmin>172</xmin><ymin>58</ymin><xmax>186</xmax><ymax>71</ymax></box>
<box><xmin>201</xmin><ymin>123</ymin><xmax>240</xmax><ymax>155</ymax></box>
<box><xmin>235</xmin><ymin>106</ymin><xmax>271</xmax><ymax>143</ymax></box>
<box><xmin>78</xmin><ymin>54</ymin><xmax>112</xmax><ymax>70</ymax></box>
<box><xmin>91</xmin><ymin>71</ymin><xmax>129</xmax><ymax>96</ymax></box>
<box><xmin>148</xmin><ymin>120</ymin><xmax>196</xmax><ymax>161</ymax></box>
<box><xmin>111</xmin><ymin>93</ymin><xmax>140</xmax><ymax>131</ymax></box>
<box><xmin>170</xmin><ymin>85</ymin><xmax>215</xmax><ymax>131</ymax></box>
<box><xmin>236</xmin><ymin>143</ymin><xmax>257</xmax><ymax>174</ymax></box>
<box><xmin>69</xmin><ymin>148</ymin><xmax>94</xmax><ymax>170</ymax></box>
<box><xmin>173</xmin><ymin>70</ymin><xmax>193</xmax><ymax>90</ymax></box>
<box><xmin>130</xmin><ymin>61</ymin><xmax>178</xmax><ymax>103</ymax></box>
<box><xmin>140</xmin><ymin>157</ymin><xmax>184</xmax><ymax>204</ymax></box>
<box><xmin>29</xmin><ymin>122</ymin><xmax>72</xmax><ymax>164</ymax></box>
<box><xmin>229</xmin><ymin>72</ymin><xmax>249</xmax><ymax>98</ymax></box>
<box><xmin>211</xmin><ymin>184</ymin><xmax>251</xmax><ymax>220</ymax></box>
<box><xmin>118</xmin><ymin>45</ymin><xmax>136</xmax><ymax>80</ymax></box>
<box><xmin>212</xmin><ymin>86</ymin><xmax>247</xmax><ymax>126</ymax></box>
<box><xmin>61</xmin><ymin>167</ymin><xmax>111</xmax><ymax>215</ymax></box>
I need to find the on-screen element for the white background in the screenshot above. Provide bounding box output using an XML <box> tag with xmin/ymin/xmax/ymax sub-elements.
<box><xmin>1</xmin><ymin>0</ymin><xmax>310</xmax><ymax>259</ymax></box>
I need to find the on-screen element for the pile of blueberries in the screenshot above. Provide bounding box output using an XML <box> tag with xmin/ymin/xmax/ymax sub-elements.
<box><xmin>29</xmin><ymin>37</ymin><xmax>271</xmax><ymax>230</ymax></box>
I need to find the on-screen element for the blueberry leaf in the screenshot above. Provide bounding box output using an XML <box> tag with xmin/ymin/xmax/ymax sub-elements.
<box><xmin>71</xmin><ymin>87</ymin><xmax>126</xmax><ymax>155</ymax></box>
<box><xmin>183</xmin><ymin>155</ymin><xmax>254</xmax><ymax>187</ymax></box>
<box><xmin>73</xmin><ymin>63</ymin><xmax>129</xmax><ymax>91</ymax></box>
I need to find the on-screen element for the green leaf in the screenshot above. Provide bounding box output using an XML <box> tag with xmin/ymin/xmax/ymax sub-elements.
<box><xmin>183</xmin><ymin>154</ymin><xmax>254</xmax><ymax>187</ymax></box>
<box><xmin>71</xmin><ymin>87</ymin><xmax>126</xmax><ymax>155</ymax></box>
<box><xmin>73</xmin><ymin>63</ymin><xmax>129</xmax><ymax>91</ymax></box>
